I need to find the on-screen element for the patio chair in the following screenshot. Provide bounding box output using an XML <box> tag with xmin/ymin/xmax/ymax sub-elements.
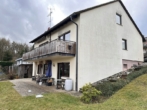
<box><xmin>46</xmin><ymin>78</ymin><xmax>55</xmax><ymax>86</ymax></box>
<box><xmin>36</xmin><ymin>75</ymin><xmax>42</xmax><ymax>84</ymax></box>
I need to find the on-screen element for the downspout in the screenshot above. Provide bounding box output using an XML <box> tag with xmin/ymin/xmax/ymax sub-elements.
<box><xmin>70</xmin><ymin>15</ymin><xmax>78</xmax><ymax>91</ymax></box>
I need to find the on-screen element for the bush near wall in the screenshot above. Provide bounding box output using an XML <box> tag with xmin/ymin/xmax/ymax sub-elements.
<box><xmin>95</xmin><ymin>67</ymin><xmax>147</xmax><ymax>97</ymax></box>
<box><xmin>80</xmin><ymin>83</ymin><xmax>102</xmax><ymax>103</ymax></box>
<box><xmin>0</xmin><ymin>61</ymin><xmax>13</xmax><ymax>67</ymax></box>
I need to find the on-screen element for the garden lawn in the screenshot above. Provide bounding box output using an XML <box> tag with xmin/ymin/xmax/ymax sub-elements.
<box><xmin>1</xmin><ymin>74</ymin><xmax>147</xmax><ymax>110</ymax></box>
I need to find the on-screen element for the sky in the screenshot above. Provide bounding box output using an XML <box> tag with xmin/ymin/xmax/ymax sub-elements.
<box><xmin>0</xmin><ymin>0</ymin><xmax>147</xmax><ymax>44</ymax></box>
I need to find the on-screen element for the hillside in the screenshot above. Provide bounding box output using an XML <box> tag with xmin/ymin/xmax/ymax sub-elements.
<box><xmin>0</xmin><ymin>73</ymin><xmax>147</xmax><ymax>110</ymax></box>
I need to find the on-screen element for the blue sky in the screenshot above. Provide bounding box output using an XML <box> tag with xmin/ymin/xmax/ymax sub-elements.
<box><xmin>0</xmin><ymin>0</ymin><xmax>146</xmax><ymax>43</ymax></box>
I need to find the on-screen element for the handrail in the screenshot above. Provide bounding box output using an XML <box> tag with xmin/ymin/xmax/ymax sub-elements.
<box><xmin>22</xmin><ymin>40</ymin><xmax>76</xmax><ymax>60</ymax></box>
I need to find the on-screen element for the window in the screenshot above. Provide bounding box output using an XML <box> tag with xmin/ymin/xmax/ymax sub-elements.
<box><xmin>123</xmin><ymin>64</ymin><xmax>127</xmax><ymax>69</ymax></box>
<box><xmin>122</xmin><ymin>39</ymin><xmax>127</xmax><ymax>50</ymax></box>
<box><xmin>59</xmin><ymin>35</ymin><xmax>64</xmax><ymax>40</ymax></box>
<box><xmin>58</xmin><ymin>63</ymin><xmax>70</xmax><ymax>79</ymax></box>
<box><xmin>116</xmin><ymin>14</ymin><xmax>121</xmax><ymax>25</ymax></box>
<box><xmin>65</xmin><ymin>33</ymin><xmax>70</xmax><ymax>41</ymax></box>
<box><xmin>38</xmin><ymin>64</ymin><xmax>42</xmax><ymax>74</ymax></box>
<box><xmin>44</xmin><ymin>64</ymin><xmax>48</xmax><ymax>74</ymax></box>
<box><xmin>39</xmin><ymin>41</ymin><xmax>48</xmax><ymax>47</ymax></box>
<box><xmin>59</xmin><ymin>32</ymin><xmax>70</xmax><ymax>41</ymax></box>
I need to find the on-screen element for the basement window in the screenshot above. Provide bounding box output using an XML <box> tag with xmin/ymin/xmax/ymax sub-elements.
<box><xmin>123</xmin><ymin>64</ymin><xmax>127</xmax><ymax>70</ymax></box>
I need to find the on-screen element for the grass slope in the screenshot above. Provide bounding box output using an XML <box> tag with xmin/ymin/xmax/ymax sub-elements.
<box><xmin>1</xmin><ymin>74</ymin><xmax>147</xmax><ymax>110</ymax></box>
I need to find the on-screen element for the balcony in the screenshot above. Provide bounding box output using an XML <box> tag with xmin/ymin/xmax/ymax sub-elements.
<box><xmin>23</xmin><ymin>40</ymin><xmax>76</xmax><ymax>61</ymax></box>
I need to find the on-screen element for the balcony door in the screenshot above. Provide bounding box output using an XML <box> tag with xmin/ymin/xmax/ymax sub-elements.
<box><xmin>57</xmin><ymin>63</ymin><xmax>70</xmax><ymax>79</ymax></box>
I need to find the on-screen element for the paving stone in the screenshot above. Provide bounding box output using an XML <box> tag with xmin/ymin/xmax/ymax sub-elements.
<box><xmin>9</xmin><ymin>78</ymin><xmax>81</xmax><ymax>97</ymax></box>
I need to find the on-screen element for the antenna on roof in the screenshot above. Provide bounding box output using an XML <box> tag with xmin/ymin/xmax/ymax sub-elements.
<box><xmin>47</xmin><ymin>6</ymin><xmax>55</xmax><ymax>27</ymax></box>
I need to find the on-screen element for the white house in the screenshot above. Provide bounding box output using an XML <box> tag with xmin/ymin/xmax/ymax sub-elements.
<box><xmin>23</xmin><ymin>0</ymin><xmax>145</xmax><ymax>91</ymax></box>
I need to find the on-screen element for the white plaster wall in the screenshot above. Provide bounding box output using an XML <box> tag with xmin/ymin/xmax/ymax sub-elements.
<box><xmin>34</xmin><ymin>39</ymin><xmax>49</xmax><ymax>48</ymax></box>
<box><xmin>78</xmin><ymin>2</ymin><xmax>143</xmax><ymax>89</ymax></box>
<box><xmin>31</xmin><ymin>18</ymin><xmax>79</xmax><ymax>90</ymax></box>
<box><xmin>51</xmin><ymin>57</ymin><xmax>76</xmax><ymax>90</ymax></box>
<box><xmin>34</xmin><ymin>18</ymin><xmax>79</xmax><ymax>48</ymax></box>
<box><xmin>33</xmin><ymin>57</ymin><xmax>76</xmax><ymax>90</ymax></box>
<box><xmin>32</xmin><ymin>62</ymin><xmax>36</xmax><ymax>76</ymax></box>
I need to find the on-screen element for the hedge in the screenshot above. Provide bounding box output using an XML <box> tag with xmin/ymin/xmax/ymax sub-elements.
<box><xmin>0</xmin><ymin>61</ymin><xmax>13</xmax><ymax>67</ymax></box>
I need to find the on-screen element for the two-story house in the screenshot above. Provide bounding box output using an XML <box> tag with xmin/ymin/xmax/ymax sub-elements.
<box><xmin>23</xmin><ymin>0</ymin><xmax>145</xmax><ymax>91</ymax></box>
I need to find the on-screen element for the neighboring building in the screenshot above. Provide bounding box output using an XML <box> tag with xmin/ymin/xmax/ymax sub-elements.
<box><xmin>23</xmin><ymin>0</ymin><xmax>145</xmax><ymax>91</ymax></box>
<box><xmin>143</xmin><ymin>37</ymin><xmax>147</xmax><ymax>53</ymax></box>
<box><xmin>15</xmin><ymin>58</ymin><xmax>32</xmax><ymax>78</ymax></box>
<box><xmin>143</xmin><ymin>37</ymin><xmax>147</xmax><ymax>62</ymax></box>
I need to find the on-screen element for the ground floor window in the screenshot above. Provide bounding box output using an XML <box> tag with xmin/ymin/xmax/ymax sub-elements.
<box><xmin>44</xmin><ymin>64</ymin><xmax>48</xmax><ymax>74</ymax></box>
<box><xmin>58</xmin><ymin>63</ymin><xmax>70</xmax><ymax>79</ymax></box>
<box><xmin>38</xmin><ymin>64</ymin><xmax>42</xmax><ymax>74</ymax></box>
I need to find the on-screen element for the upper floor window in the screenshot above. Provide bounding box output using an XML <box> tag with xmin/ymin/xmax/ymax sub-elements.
<box><xmin>59</xmin><ymin>32</ymin><xmax>70</xmax><ymax>41</ymax></box>
<box><xmin>39</xmin><ymin>41</ymin><xmax>48</xmax><ymax>47</ymax></box>
<box><xmin>116</xmin><ymin>13</ymin><xmax>122</xmax><ymax>25</ymax></box>
<box><xmin>122</xmin><ymin>39</ymin><xmax>127</xmax><ymax>50</ymax></box>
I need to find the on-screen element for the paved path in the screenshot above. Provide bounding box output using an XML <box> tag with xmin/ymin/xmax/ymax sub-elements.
<box><xmin>9</xmin><ymin>78</ymin><xmax>81</xmax><ymax>97</ymax></box>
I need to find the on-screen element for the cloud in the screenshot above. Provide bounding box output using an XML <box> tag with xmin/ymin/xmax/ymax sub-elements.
<box><xmin>0</xmin><ymin>0</ymin><xmax>146</xmax><ymax>44</ymax></box>
<box><xmin>122</xmin><ymin>0</ymin><xmax>147</xmax><ymax>36</ymax></box>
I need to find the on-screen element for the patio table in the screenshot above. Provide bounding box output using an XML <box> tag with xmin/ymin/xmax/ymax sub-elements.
<box><xmin>41</xmin><ymin>77</ymin><xmax>48</xmax><ymax>85</ymax></box>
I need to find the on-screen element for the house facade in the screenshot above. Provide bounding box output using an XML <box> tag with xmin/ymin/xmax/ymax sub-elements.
<box><xmin>23</xmin><ymin>0</ymin><xmax>145</xmax><ymax>91</ymax></box>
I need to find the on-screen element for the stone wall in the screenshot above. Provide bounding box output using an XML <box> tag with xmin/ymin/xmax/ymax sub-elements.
<box><xmin>92</xmin><ymin>65</ymin><xmax>146</xmax><ymax>86</ymax></box>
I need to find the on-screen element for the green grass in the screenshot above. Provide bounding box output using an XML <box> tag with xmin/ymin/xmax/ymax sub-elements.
<box><xmin>1</xmin><ymin>74</ymin><xmax>147</xmax><ymax>110</ymax></box>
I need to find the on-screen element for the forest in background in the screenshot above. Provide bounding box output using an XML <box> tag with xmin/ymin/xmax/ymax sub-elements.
<box><xmin>0</xmin><ymin>38</ymin><xmax>31</xmax><ymax>62</ymax></box>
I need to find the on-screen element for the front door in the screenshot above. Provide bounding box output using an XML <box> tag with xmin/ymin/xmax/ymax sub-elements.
<box><xmin>58</xmin><ymin>63</ymin><xmax>70</xmax><ymax>79</ymax></box>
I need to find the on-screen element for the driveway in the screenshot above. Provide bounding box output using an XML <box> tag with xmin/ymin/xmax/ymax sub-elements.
<box><xmin>9</xmin><ymin>78</ymin><xmax>81</xmax><ymax>97</ymax></box>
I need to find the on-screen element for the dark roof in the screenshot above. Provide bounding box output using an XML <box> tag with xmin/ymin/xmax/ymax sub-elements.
<box><xmin>30</xmin><ymin>0</ymin><xmax>145</xmax><ymax>43</ymax></box>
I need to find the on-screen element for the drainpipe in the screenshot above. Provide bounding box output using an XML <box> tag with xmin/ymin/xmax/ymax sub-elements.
<box><xmin>70</xmin><ymin>15</ymin><xmax>78</xmax><ymax>91</ymax></box>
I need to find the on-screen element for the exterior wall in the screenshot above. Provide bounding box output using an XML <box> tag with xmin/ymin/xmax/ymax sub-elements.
<box><xmin>29</xmin><ymin>1</ymin><xmax>143</xmax><ymax>90</ymax></box>
<box><xmin>52</xmin><ymin>58</ymin><xmax>76</xmax><ymax>90</ymax></box>
<box><xmin>122</xmin><ymin>59</ymin><xmax>142</xmax><ymax>71</ymax></box>
<box><xmin>32</xmin><ymin>62</ymin><xmax>37</xmax><ymax>76</ymax></box>
<box><xmin>34</xmin><ymin>38</ymin><xmax>49</xmax><ymax>48</ymax></box>
<box><xmin>32</xmin><ymin>57</ymin><xmax>76</xmax><ymax>90</ymax></box>
<box><xmin>78</xmin><ymin>2</ymin><xmax>143</xmax><ymax>89</ymax></box>
<box><xmin>34</xmin><ymin>18</ymin><xmax>79</xmax><ymax>48</ymax></box>
<box><xmin>31</xmin><ymin>18</ymin><xmax>79</xmax><ymax>90</ymax></box>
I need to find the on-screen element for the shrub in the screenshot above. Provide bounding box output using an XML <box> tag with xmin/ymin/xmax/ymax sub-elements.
<box><xmin>0</xmin><ymin>61</ymin><xmax>13</xmax><ymax>67</ymax></box>
<box><xmin>96</xmin><ymin>66</ymin><xmax>147</xmax><ymax>97</ymax></box>
<box><xmin>80</xmin><ymin>83</ymin><xmax>101</xmax><ymax>103</ymax></box>
<box><xmin>7</xmin><ymin>73</ymin><xmax>16</xmax><ymax>80</ymax></box>
<box><xmin>96</xmin><ymin>79</ymin><xmax>128</xmax><ymax>97</ymax></box>
<box><xmin>127</xmin><ymin>67</ymin><xmax>147</xmax><ymax>81</ymax></box>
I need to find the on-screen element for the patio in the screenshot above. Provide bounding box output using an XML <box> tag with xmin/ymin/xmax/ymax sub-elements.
<box><xmin>9</xmin><ymin>78</ymin><xmax>81</xmax><ymax>97</ymax></box>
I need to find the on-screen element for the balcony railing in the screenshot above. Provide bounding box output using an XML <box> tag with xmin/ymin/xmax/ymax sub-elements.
<box><xmin>23</xmin><ymin>40</ymin><xmax>76</xmax><ymax>60</ymax></box>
